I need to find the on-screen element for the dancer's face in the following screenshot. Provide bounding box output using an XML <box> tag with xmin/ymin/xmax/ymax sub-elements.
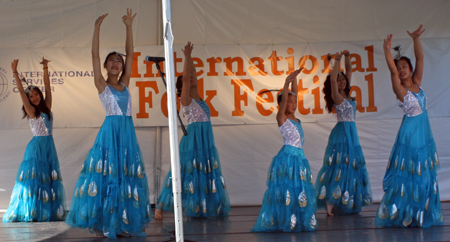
<box><xmin>285</xmin><ymin>94</ymin><xmax>297</xmax><ymax>114</ymax></box>
<box><xmin>337</xmin><ymin>74</ymin><xmax>347</xmax><ymax>90</ymax></box>
<box><xmin>28</xmin><ymin>89</ymin><xmax>41</xmax><ymax>106</ymax></box>
<box><xmin>397</xmin><ymin>59</ymin><xmax>411</xmax><ymax>80</ymax></box>
<box><xmin>105</xmin><ymin>55</ymin><xmax>124</xmax><ymax>75</ymax></box>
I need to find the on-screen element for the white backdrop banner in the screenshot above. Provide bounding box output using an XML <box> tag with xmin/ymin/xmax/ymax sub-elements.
<box><xmin>1</xmin><ymin>39</ymin><xmax>449</xmax><ymax>130</ymax></box>
<box><xmin>1</xmin><ymin>40</ymin><xmax>449</xmax><ymax>208</ymax></box>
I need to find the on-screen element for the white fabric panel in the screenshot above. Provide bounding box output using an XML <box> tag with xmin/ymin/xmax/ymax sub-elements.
<box><xmin>171</xmin><ymin>0</ymin><xmax>450</xmax><ymax>44</ymax></box>
<box><xmin>1</xmin><ymin>40</ymin><xmax>450</xmax><ymax>128</ymax></box>
<box><xmin>0</xmin><ymin>0</ymin><xmax>159</xmax><ymax>48</ymax></box>
<box><xmin>1</xmin><ymin>1</ymin><xmax>450</xmax><ymax>47</ymax></box>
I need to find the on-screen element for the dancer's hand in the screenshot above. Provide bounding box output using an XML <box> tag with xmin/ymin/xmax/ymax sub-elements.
<box><xmin>122</xmin><ymin>8</ymin><xmax>137</xmax><ymax>26</ymax></box>
<box><xmin>343</xmin><ymin>50</ymin><xmax>350</xmax><ymax>57</ymax></box>
<box><xmin>285</xmin><ymin>68</ymin><xmax>302</xmax><ymax>83</ymax></box>
<box><xmin>11</xmin><ymin>59</ymin><xmax>19</xmax><ymax>72</ymax></box>
<box><xmin>383</xmin><ymin>34</ymin><xmax>393</xmax><ymax>52</ymax></box>
<box><xmin>95</xmin><ymin>14</ymin><xmax>108</xmax><ymax>28</ymax></box>
<box><xmin>334</xmin><ymin>51</ymin><xmax>343</xmax><ymax>60</ymax></box>
<box><xmin>40</xmin><ymin>57</ymin><xmax>51</xmax><ymax>67</ymax></box>
<box><xmin>182</xmin><ymin>41</ymin><xmax>194</xmax><ymax>57</ymax></box>
<box><xmin>407</xmin><ymin>24</ymin><xmax>425</xmax><ymax>39</ymax></box>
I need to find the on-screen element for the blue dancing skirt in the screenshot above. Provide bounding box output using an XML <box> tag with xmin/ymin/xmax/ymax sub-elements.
<box><xmin>65</xmin><ymin>116</ymin><xmax>151</xmax><ymax>238</ymax></box>
<box><xmin>375</xmin><ymin>111</ymin><xmax>444</xmax><ymax>228</ymax></box>
<box><xmin>314</xmin><ymin>122</ymin><xmax>372</xmax><ymax>214</ymax></box>
<box><xmin>252</xmin><ymin>145</ymin><xmax>317</xmax><ymax>232</ymax></box>
<box><xmin>3</xmin><ymin>136</ymin><xmax>66</xmax><ymax>222</ymax></box>
<box><xmin>158</xmin><ymin>121</ymin><xmax>231</xmax><ymax>217</ymax></box>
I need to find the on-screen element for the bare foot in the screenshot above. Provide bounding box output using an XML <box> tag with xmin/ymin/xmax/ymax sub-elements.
<box><xmin>92</xmin><ymin>228</ymin><xmax>105</xmax><ymax>238</ymax></box>
<box><xmin>155</xmin><ymin>209</ymin><xmax>163</xmax><ymax>220</ymax></box>
<box><xmin>118</xmin><ymin>232</ymin><xmax>131</xmax><ymax>237</ymax></box>
<box><xmin>327</xmin><ymin>204</ymin><xmax>334</xmax><ymax>216</ymax></box>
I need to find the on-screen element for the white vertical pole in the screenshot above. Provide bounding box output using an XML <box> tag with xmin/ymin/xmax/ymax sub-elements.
<box><xmin>161</xmin><ymin>0</ymin><xmax>184</xmax><ymax>242</ymax></box>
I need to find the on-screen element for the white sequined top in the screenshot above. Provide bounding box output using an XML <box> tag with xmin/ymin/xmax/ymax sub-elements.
<box><xmin>29</xmin><ymin>112</ymin><xmax>52</xmax><ymax>136</ymax></box>
<box><xmin>99</xmin><ymin>85</ymin><xmax>132</xmax><ymax>116</ymax></box>
<box><xmin>334</xmin><ymin>98</ymin><xmax>356</xmax><ymax>122</ymax></box>
<box><xmin>397</xmin><ymin>89</ymin><xmax>425</xmax><ymax>117</ymax></box>
<box><xmin>181</xmin><ymin>99</ymin><xmax>210</xmax><ymax>125</ymax></box>
<box><xmin>279</xmin><ymin>119</ymin><xmax>304</xmax><ymax>149</ymax></box>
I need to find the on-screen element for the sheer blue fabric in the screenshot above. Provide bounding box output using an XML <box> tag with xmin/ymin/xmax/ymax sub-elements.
<box><xmin>375</xmin><ymin>87</ymin><xmax>444</xmax><ymax>228</ymax></box>
<box><xmin>315</xmin><ymin>98</ymin><xmax>373</xmax><ymax>214</ymax></box>
<box><xmin>158</xmin><ymin>99</ymin><xmax>231</xmax><ymax>217</ymax></box>
<box><xmin>3</xmin><ymin>113</ymin><xmax>66</xmax><ymax>223</ymax></box>
<box><xmin>66</xmin><ymin>85</ymin><xmax>151</xmax><ymax>238</ymax></box>
<box><xmin>252</xmin><ymin>119</ymin><xmax>317</xmax><ymax>232</ymax></box>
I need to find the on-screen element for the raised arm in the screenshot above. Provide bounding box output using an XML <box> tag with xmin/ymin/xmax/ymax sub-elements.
<box><xmin>92</xmin><ymin>14</ymin><xmax>108</xmax><ymax>93</ymax></box>
<box><xmin>343</xmin><ymin>50</ymin><xmax>352</xmax><ymax>85</ymax></box>
<box><xmin>12</xmin><ymin>59</ymin><xmax>35</xmax><ymax>118</ymax></box>
<box><xmin>276</xmin><ymin>70</ymin><xmax>300</xmax><ymax>126</ymax></box>
<box><xmin>330</xmin><ymin>52</ymin><xmax>344</xmax><ymax>105</ymax></box>
<box><xmin>119</xmin><ymin>8</ymin><xmax>137</xmax><ymax>87</ymax></box>
<box><xmin>291</xmin><ymin>68</ymin><xmax>303</xmax><ymax>95</ymax></box>
<box><xmin>180</xmin><ymin>42</ymin><xmax>195</xmax><ymax>106</ymax></box>
<box><xmin>41</xmin><ymin>57</ymin><xmax>52</xmax><ymax>110</ymax></box>
<box><xmin>407</xmin><ymin>25</ymin><xmax>425</xmax><ymax>86</ymax></box>
<box><xmin>383</xmin><ymin>34</ymin><xmax>407</xmax><ymax>100</ymax></box>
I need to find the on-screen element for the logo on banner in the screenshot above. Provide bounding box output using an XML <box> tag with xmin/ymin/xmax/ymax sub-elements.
<box><xmin>0</xmin><ymin>67</ymin><xmax>11</xmax><ymax>103</ymax></box>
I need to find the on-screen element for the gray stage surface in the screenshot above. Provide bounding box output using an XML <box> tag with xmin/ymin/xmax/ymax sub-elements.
<box><xmin>1</xmin><ymin>203</ymin><xmax>449</xmax><ymax>242</ymax></box>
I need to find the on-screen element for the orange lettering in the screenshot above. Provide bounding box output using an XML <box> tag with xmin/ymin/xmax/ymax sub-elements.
<box><xmin>350</xmin><ymin>86</ymin><xmax>365</xmax><ymax>112</ymax></box>
<box><xmin>365</xmin><ymin>73</ymin><xmax>377</xmax><ymax>112</ymax></box>
<box><xmin>204</xmin><ymin>90</ymin><xmax>219</xmax><ymax>117</ymax></box>
<box><xmin>224</xmin><ymin>57</ymin><xmax>246</xmax><ymax>76</ymax></box>
<box><xmin>365</xmin><ymin>45</ymin><xmax>377</xmax><ymax>72</ymax></box>
<box><xmin>130</xmin><ymin>52</ymin><xmax>142</xmax><ymax>78</ymax></box>
<box><xmin>268</xmin><ymin>51</ymin><xmax>284</xmax><ymax>75</ymax></box>
<box><xmin>311</xmin><ymin>86</ymin><xmax>323</xmax><ymax>114</ymax></box>
<box><xmin>256</xmin><ymin>89</ymin><xmax>275</xmax><ymax>116</ymax></box>
<box><xmin>136</xmin><ymin>81</ymin><xmax>159</xmax><ymax>118</ymax></box>
<box><xmin>231</xmin><ymin>79</ymin><xmax>254</xmax><ymax>116</ymax></box>
<box><xmin>207</xmin><ymin>57</ymin><xmax>222</xmax><ymax>76</ymax></box>
<box><xmin>350</xmin><ymin>53</ymin><xmax>364</xmax><ymax>72</ymax></box>
<box><xmin>299</xmin><ymin>55</ymin><xmax>319</xmax><ymax>74</ymax></box>
<box><xmin>248</xmin><ymin>57</ymin><xmax>267</xmax><ymax>76</ymax></box>
<box><xmin>297</xmin><ymin>79</ymin><xmax>310</xmax><ymax>115</ymax></box>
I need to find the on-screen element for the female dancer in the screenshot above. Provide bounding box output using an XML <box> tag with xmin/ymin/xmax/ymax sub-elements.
<box><xmin>374</xmin><ymin>25</ymin><xmax>443</xmax><ymax>228</ymax></box>
<box><xmin>65</xmin><ymin>9</ymin><xmax>151</xmax><ymax>238</ymax></box>
<box><xmin>314</xmin><ymin>51</ymin><xmax>372</xmax><ymax>216</ymax></box>
<box><xmin>155</xmin><ymin>42</ymin><xmax>231</xmax><ymax>219</ymax></box>
<box><xmin>251</xmin><ymin>69</ymin><xmax>317</xmax><ymax>232</ymax></box>
<box><xmin>3</xmin><ymin>58</ymin><xmax>66</xmax><ymax>222</ymax></box>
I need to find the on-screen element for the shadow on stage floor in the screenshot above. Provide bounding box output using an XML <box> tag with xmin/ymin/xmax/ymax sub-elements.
<box><xmin>1</xmin><ymin>202</ymin><xmax>449</xmax><ymax>242</ymax></box>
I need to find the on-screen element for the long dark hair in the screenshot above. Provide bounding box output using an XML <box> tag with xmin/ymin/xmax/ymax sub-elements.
<box><xmin>394</xmin><ymin>56</ymin><xmax>413</xmax><ymax>72</ymax></box>
<box><xmin>103</xmin><ymin>51</ymin><xmax>126</xmax><ymax>79</ymax></box>
<box><xmin>176</xmin><ymin>75</ymin><xmax>183</xmax><ymax>97</ymax></box>
<box><xmin>323</xmin><ymin>72</ymin><xmax>350</xmax><ymax>113</ymax></box>
<box><xmin>392</xmin><ymin>46</ymin><xmax>413</xmax><ymax>73</ymax></box>
<box><xmin>259</xmin><ymin>89</ymin><xmax>294</xmax><ymax>105</ymax></box>
<box><xmin>22</xmin><ymin>87</ymin><xmax>52</xmax><ymax>120</ymax></box>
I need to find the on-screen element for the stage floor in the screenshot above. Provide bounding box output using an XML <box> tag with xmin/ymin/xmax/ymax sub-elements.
<box><xmin>1</xmin><ymin>202</ymin><xmax>449</xmax><ymax>242</ymax></box>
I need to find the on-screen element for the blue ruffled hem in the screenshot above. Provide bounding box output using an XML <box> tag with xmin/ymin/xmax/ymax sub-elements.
<box><xmin>314</xmin><ymin>122</ymin><xmax>372</xmax><ymax>215</ymax></box>
<box><xmin>158</xmin><ymin>121</ymin><xmax>231</xmax><ymax>217</ymax></box>
<box><xmin>252</xmin><ymin>145</ymin><xmax>317</xmax><ymax>232</ymax></box>
<box><xmin>375</xmin><ymin>112</ymin><xmax>444</xmax><ymax>228</ymax></box>
<box><xmin>65</xmin><ymin>116</ymin><xmax>151</xmax><ymax>239</ymax></box>
<box><xmin>3</xmin><ymin>136</ymin><xmax>66</xmax><ymax>223</ymax></box>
